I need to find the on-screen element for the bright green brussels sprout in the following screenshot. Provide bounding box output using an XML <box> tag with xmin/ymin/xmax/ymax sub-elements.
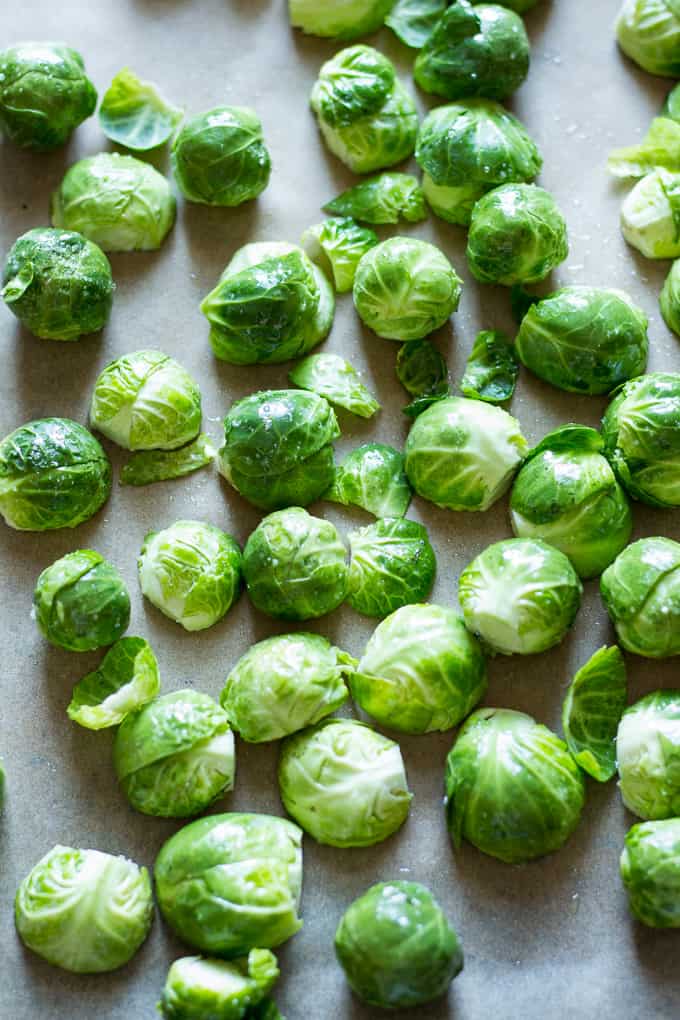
<box><xmin>138</xmin><ymin>520</ymin><xmax>242</xmax><ymax>632</ymax></box>
<box><xmin>278</xmin><ymin>719</ymin><xmax>412</xmax><ymax>847</ymax></box>
<box><xmin>33</xmin><ymin>549</ymin><xmax>130</xmax><ymax>652</ymax></box>
<box><xmin>600</xmin><ymin>538</ymin><xmax>680</xmax><ymax>658</ymax></box>
<box><xmin>353</xmin><ymin>603</ymin><xmax>486</xmax><ymax>732</ymax></box>
<box><xmin>1</xmin><ymin>228</ymin><xmax>114</xmax><ymax>341</ymax></box>
<box><xmin>404</xmin><ymin>396</ymin><xmax>527</xmax><ymax>511</ymax></box>
<box><xmin>386</xmin><ymin>0</ymin><xmax>449</xmax><ymax>47</ymax></box>
<box><xmin>99</xmin><ymin>68</ymin><xmax>182</xmax><ymax>151</ymax></box>
<box><xmin>155</xmin><ymin>813</ymin><xmax>303</xmax><ymax>957</ymax></box>
<box><xmin>621</xmin><ymin>819</ymin><xmax>680</xmax><ymax>927</ymax></box>
<box><xmin>617</xmin><ymin>691</ymin><xmax>680</xmax><ymax>818</ymax></box>
<box><xmin>172</xmin><ymin>106</ymin><xmax>271</xmax><ymax>206</ymax></box>
<box><xmin>347</xmin><ymin>518</ymin><xmax>436</xmax><ymax>618</ymax></box>
<box><xmin>516</xmin><ymin>286</ymin><xmax>649</xmax><ymax>395</ymax></box>
<box><xmin>310</xmin><ymin>46</ymin><xmax>418</xmax><ymax>174</ymax></box>
<box><xmin>561</xmin><ymin>645</ymin><xmax>627</xmax><ymax>782</ymax></box>
<box><xmin>466</xmin><ymin>184</ymin><xmax>568</xmax><ymax>286</ymax></box>
<box><xmin>221</xmin><ymin>633</ymin><xmax>354</xmax><ymax>743</ymax></box>
<box><xmin>90</xmin><ymin>349</ymin><xmax>201</xmax><ymax>451</ymax></box>
<box><xmin>446</xmin><ymin>708</ymin><xmax>585</xmax><ymax>863</ymax></box>
<box><xmin>159</xmin><ymin>950</ymin><xmax>280</xmax><ymax>1020</ymax></box>
<box><xmin>602</xmin><ymin>372</ymin><xmax>680</xmax><ymax>507</ymax></box>
<box><xmin>289</xmin><ymin>0</ymin><xmax>396</xmax><ymax>39</ymax></box>
<box><xmin>416</xmin><ymin>99</ymin><xmax>542</xmax><ymax>225</ymax></box>
<box><xmin>15</xmin><ymin>845</ymin><xmax>152</xmax><ymax>972</ymax></box>
<box><xmin>120</xmin><ymin>434</ymin><xmax>215</xmax><ymax>487</ymax></box>
<box><xmin>414</xmin><ymin>2</ymin><xmax>530</xmax><ymax>102</ymax></box>
<box><xmin>301</xmin><ymin>218</ymin><xmax>378</xmax><ymax>293</ymax></box>
<box><xmin>396</xmin><ymin>338</ymin><xmax>449</xmax><ymax>416</ymax></box>
<box><xmin>335</xmin><ymin>881</ymin><xmax>463</xmax><ymax>1009</ymax></box>
<box><xmin>608</xmin><ymin>116</ymin><xmax>680</xmax><ymax>179</ymax></box>
<box><xmin>68</xmin><ymin>636</ymin><xmax>160</xmax><ymax>730</ymax></box>
<box><xmin>353</xmin><ymin>237</ymin><xmax>462</xmax><ymax>341</ymax></box>
<box><xmin>0</xmin><ymin>418</ymin><xmax>111</xmax><ymax>531</ymax></box>
<box><xmin>459</xmin><ymin>538</ymin><xmax>583</xmax><ymax>655</ymax></box>
<box><xmin>616</xmin><ymin>0</ymin><xmax>680</xmax><ymax>77</ymax></box>
<box><xmin>509</xmin><ymin>425</ymin><xmax>633</xmax><ymax>579</ymax></box>
<box><xmin>243</xmin><ymin>508</ymin><xmax>348</xmax><ymax>621</ymax></box>
<box><xmin>620</xmin><ymin>169</ymin><xmax>680</xmax><ymax>258</ymax></box>
<box><xmin>289</xmin><ymin>353</ymin><xmax>380</xmax><ymax>418</ymax></box>
<box><xmin>51</xmin><ymin>153</ymin><xmax>176</xmax><ymax>252</ymax></box>
<box><xmin>114</xmin><ymin>689</ymin><xmax>235</xmax><ymax>818</ymax></box>
<box><xmin>661</xmin><ymin>260</ymin><xmax>680</xmax><ymax>334</ymax></box>
<box><xmin>218</xmin><ymin>390</ymin><xmax>339</xmax><ymax>510</ymax></box>
<box><xmin>325</xmin><ymin>442</ymin><xmax>412</xmax><ymax>518</ymax></box>
<box><xmin>324</xmin><ymin>172</ymin><xmax>427</xmax><ymax>225</ymax></box>
<box><xmin>459</xmin><ymin>329</ymin><xmax>519</xmax><ymax>404</ymax></box>
<box><xmin>0</xmin><ymin>42</ymin><xmax>96</xmax><ymax>150</ymax></box>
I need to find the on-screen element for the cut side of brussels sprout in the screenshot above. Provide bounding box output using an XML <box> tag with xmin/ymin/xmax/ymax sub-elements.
<box><xmin>561</xmin><ymin>645</ymin><xmax>627</xmax><ymax>782</ymax></box>
<box><xmin>120</xmin><ymin>433</ymin><xmax>216</xmax><ymax>487</ymax></box>
<box><xmin>289</xmin><ymin>0</ymin><xmax>396</xmax><ymax>40</ymax></box>
<box><xmin>459</xmin><ymin>330</ymin><xmax>519</xmax><ymax>404</ymax></box>
<box><xmin>386</xmin><ymin>0</ymin><xmax>449</xmax><ymax>48</ymax></box>
<box><xmin>660</xmin><ymin>260</ymin><xmax>680</xmax><ymax>335</ymax></box>
<box><xmin>347</xmin><ymin>517</ymin><xmax>436</xmax><ymax>618</ymax></box>
<box><xmin>616</xmin><ymin>0</ymin><xmax>680</xmax><ymax>78</ymax></box>
<box><xmin>99</xmin><ymin>68</ymin><xmax>182</xmax><ymax>151</ymax></box>
<box><xmin>68</xmin><ymin>636</ymin><xmax>160</xmax><ymax>730</ymax></box>
<box><xmin>601</xmin><ymin>538</ymin><xmax>680</xmax><ymax>658</ymax></box>
<box><xmin>621</xmin><ymin>819</ymin><xmax>680</xmax><ymax>927</ymax></box>
<box><xmin>608</xmin><ymin>117</ymin><xmax>680</xmax><ymax>178</ymax></box>
<box><xmin>617</xmin><ymin>691</ymin><xmax>680</xmax><ymax>819</ymax></box>
<box><xmin>289</xmin><ymin>353</ymin><xmax>380</xmax><ymax>417</ymax></box>
<box><xmin>301</xmin><ymin>217</ymin><xmax>378</xmax><ymax>293</ymax></box>
<box><xmin>324</xmin><ymin>173</ymin><xmax>427</xmax><ymax>224</ymax></box>
<box><xmin>620</xmin><ymin>168</ymin><xmax>680</xmax><ymax>259</ymax></box>
<box><xmin>159</xmin><ymin>950</ymin><xmax>280</xmax><ymax>1020</ymax></box>
<box><xmin>325</xmin><ymin>442</ymin><xmax>412</xmax><ymax>518</ymax></box>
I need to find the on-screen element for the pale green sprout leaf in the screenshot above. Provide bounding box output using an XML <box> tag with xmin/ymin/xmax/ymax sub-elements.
<box><xmin>120</xmin><ymin>433</ymin><xmax>215</xmax><ymax>486</ymax></box>
<box><xmin>608</xmin><ymin>117</ymin><xmax>680</xmax><ymax>179</ymax></box>
<box><xmin>301</xmin><ymin>217</ymin><xmax>377</xmax><ymax>293</ymax></box>
<box><xmin>324</xmin><ymin>173</ymin><xmax>427</xmax><ymax>224</ymax></box>
<box><xmin>386</xmin><ymin>0</ymin><xmax>449</xmax><ymax>48</ymax></box>
<box><xmin>325</xmin><ymin>443</ymin><xmax>411</xmax><ymax>518</ymax></box>
<box><xmin>620</xmin><ymin>168</ymin><xmax>680</xmax><ymax>259</ymax></box>
<box><xmin>289</xmin><ymin>353</ymin><xmax>379</xmax><ymax>418</ymax></box>
<box><xmin>561</xmin><ymin>645</ymin><xmax>627</xmax><ymax>781</ymax></box>
<box><xmin>289</xmin><ymin>0</ymin><xmax>396</xmax><ymax>41</ymax></box>
<box><xmin>68</xmin><ymin>636</ymin><xmax>160</xmax><ymax>730</ymax></box>
<box><xmin>99</xmin><ymin>68</ymin><xmax>182</xmax><ymax>151</ymax></box>
<box><xmin>459</xmin><ymin>330</ymin><xmax>519</xmax><ymax>404</ymax></box>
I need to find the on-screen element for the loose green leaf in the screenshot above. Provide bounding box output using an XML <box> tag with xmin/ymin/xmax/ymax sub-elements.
<box><xmin>459</xmin><ymin>330</ymin><xmax>519</xmax><ymax>404</ymax></box>
<box><xmin>289</xmin><ymin>353</ymin><xmax>380</xmax><ymax>419</ymax></box>
<box><xmin>325</xmin><ymin>443</ymin><xmax>411</xmax><ymax>518</ymax></box>
<box><xmin>561</xmin><ymin>645</ymin><xmax>627</xmax><ymax>782</ymax></box>
<box><xmin>67</xmin><ymin>637</ymin><xmax>160</xmax><ymax>730</ymax></box>
<box><xmin>99</xmin><ymin>68</ymin><xmax>182</xmax><ymax>151</ymax></box>
<box><xmin>120</xmin><ymin>433</ymin><xmax>215</xmax><ymax>486</ymax></box>
<box><xmin>324</xmin><ymin>173</ymin><xmax>427</xmax><ymax>225</ymax></box>
<box><xmin>301</xmin><ymin>217</ymin><xmax>378</xmax><ymax>293</ymax></box>
<box><xmin>386</xmin><ymin>0</ymin><xmax>449</xmax><ymax>48</ymax></box>
<box><xmin>396</xmin><ymin>337</ymin><xmax>450</xmax><ymax>416</ymax></box>
<box><xmin>608</xmin><ymin>117</ymin><xmax>680</xmax><ymax>179</ymax></box>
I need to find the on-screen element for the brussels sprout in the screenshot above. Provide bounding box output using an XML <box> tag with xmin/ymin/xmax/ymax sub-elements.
<box><xmin>278</xmin><ymin>719</ymin><xmax>412</xmax><ymax>847</ymax></box>
<box><xmin>353</xmin><ymin>603</ymin><xmax>486</xmax><ymax>732</ymax></box>
<box><xmin>138</xmin><ymin>520</ymin><xmax>241</xmax><ymax>632</ymax></box>
<box><xmin>202</xmin><ymin>242</ymin><xmax>334</xmax><ymax>365</ymax></box>
<box><xmin>243</xmin><ymin>508</ymin><xmax>348</xmax><ymax>621</ymax></box>
<box><xmin>51</xmin><ymin>153</ymin><xmax>175</xmax><ymax>252</ymax></box>
<box><xmin>459</xmin><ymin>538</ymin><xmax>583</xmax><ymax>655</ymax></box>
<box><xmin>416</xmin><ymin>99</ymin><xmax>542</xmax><ymax>225</ymax></box>
<box><xmin>15</xmin><ymin>845</ymin><xmax>152</xmax><ymax>972</ymax></box>
<box><xmin>0</xmin><ymin>42</ymin><xmax>96</xmax><ymax>150</ymax></box>
<box><xmin>414</xmin><ymin>2</ymin><xmax>530</xmax><ymax>102</ymax></box>
<box><xmin>445</xmin><ymin>708</ymin><xmax>585</xmax><ymax>863</ymax></box>
<box><xmin>335</xmin><ymin>881</ymin><xmax>463</xmax><ymax>1009</ymax></box>
<box><xmin>90</xmin><ymin>349</ymin><xmax>202</xmax><ymax>452</ymax></box>
<box><xmin>33</xmin><ymin>550</ymin><xmax>130</xmax><ymax>652</ymax></box>
<box><xmin>661</xmin><ymin>260</ymin><xmax>680</xmax><ymax>335</ymax></box>
<box><xmin>608</xmin><ymin>117</ymin><xmax>680</xmax><ymax>178</ymax></box>
<box><xmin>0</xmin><ymin>418</ymin><xmax>111</xmax><ymax>531</ymax></box>
<box><xmin>347</xmin><ymin>518</ymin><xmax>436</xmax><ymax>618</ymax></box>
<box><xmin>467</xmin><ymin>184</ymin><xmax>568</xmax><ymax>286</ymax></box>
<box><xmin>218</xmin><ymin>390</ymin><xmax>339</xmax><ymax>510</ymax></box>
<box><xmin>665</xmin><ymin>82</ymin><xmax>680</xmax><ymax>121</ymax></box>
<box><xmin>460</xmin><ymin>330</ymin><xmax>519</xmax><ymax>404</ymax></box>
<box><xmin>561</xmin><ymin>646</ymin><xmax>627</xmax><ymax>782</ymax></box>
<box><xmin>353</xmin><ymin>237</ymin><xmax>462</xmax><ymax>342</ymax></box>
<box><xmin>301</xmin><ymin>217</ymin><xmax>378</xmax><ymax>293</ymax></box>
<box><xmin>99</xmin><ymin>68</ymin><xmax>182</xmax><ymax>151</ymax></box>
<box><xmin>600</xmin><ymin>538</ymin><xmax>680</xmax><ymax>658</ymax></box>
<box><xmin>396</xmin><ymin>338</ymin><xmax>449</xmax><ymax>416</ymax></box>
<box><xmin>617</xmin><ymin>691</ymin><xmax>680</xmax><ymax>818</ymax></box>
<box><xmin>386</xmin><ymin>0</ymin><xmax>449</xmax><ymax>48</ymax></box>
<box><xmin>621</xmin><ymin>819</ymin><xmax>680</xmax><ymax>927</ymax></box>
<box><xmin>325</xmin><ymin>443</ymin><xmax>411</xmax><ymax>518</ymax></box>
<box><xmin>509</xmin><ymin>425</ymin><xmax>633</xmax><ymax>579</ymax></box>
<box><xmin>620</xmin><ymin>169</ymin><xmax>680</xmax><ymax>258</ymax></box>
<box><xmin>404</xmin><ymin>396</ymin><xmax>527</xmax><ymax>511</ymax></box>
<box><xmin>121</xmin><ymin>434</ymin><xmax>216</xmax><ymax>487</ymax></box>
<box><xmin>159</xmin><ymin>950</ymin><xmax>280</xmax><ymax>1020</ymax></box>
<box><xmin>324</xmin><ymin>173</ymin><xmax>427</xmax><ymax>224</ymax></box>
<box><xmin>616</xmin><ymin>0</ymin><xmax>680</xmax><ymax>77</ymax></box>
<box><xmin>68</xmin><ymin>636</ymin><xmax>160</xmax><ymax>730</ymax></box>
<box><xmin>155</xmin><ymin>813</ymin><xmax>303</xmax><ymax>957</ymax></box>
<box><xmin>114</xmin><ymin>690</ymin><xmax>235</xmax><ymax>818</ymax></box>
<box><xmin>289</xmin><ymin>353</ymin><xmax>380</xmax><ymax>418</ymax></box>
<box><xmin>221</xmin><ymin>633</ymin><xmax>354</xmax><ymax>743</ymax></box>
<box><xmin>516</xmin><ymin>286</ymin><xmax>649</xmax><ymax>395</ymax></box>
<box><xmin>310</xmin><ymin>46</ymin><xmax>418</xmax><ymax>174</ymax></box>
<box><xmin>1</xmin><ymin>228</ymin><xmax>114</xmax><ymax>342</ymax></box>
<box><xmin>602</xmin><ymin>372</ymin><xmax>680</xmax><ymax>507</ymax></box>
<box><xmin>289</xmin><ymin>0</ymin><xmax>396</xmax><ymax>39</ymax></box>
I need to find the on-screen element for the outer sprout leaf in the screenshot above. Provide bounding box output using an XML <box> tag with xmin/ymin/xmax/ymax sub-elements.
<box><xmin>396</xmin><ymin>338</ymin><xmax>449</xmax><ymax>397</ymax></box>
<box><xmin>459</xmin><ymin>330</ymin><xmax>519</xmax><ymax>404</ymax></box>
<box><xmin>561</xmin><ymin>645</ymin><xmax>627</xmax><ymax>781</ymax></box>
<box><xmin>325</xmin><ymin>443</ymin><xmax>411</xmax><ymax>518</ymax></box>
<box><xmin>608</xmin><ymin>117</ymin><xmax>680</xmax><ymax>179</ymax></box>
<box><xmin>386</xmin><ymin>0</ymin><xmax>449</xmax><ymax>48</ymax></box>
<box><xmin>301</xmin><ymin>217</ymin><xmax>378</xmax><ymax>292</ymax></box>
<box><xmin>314</xmin><ymin>47</ymin><xmax>396</xmax><ymax>128</ymax></box>
<box><xmin>99</xmin><ymin>68</ymin><xmax>182</xmax><ymax>151</ymax></box>
<box><xmin>120</xmin><ymin>434</ymin><xmax>215</xmax><ymax>486</ymax></box>
<box><xmin>324</xmin><ymin>173</ymin><xmax>427</xmax><ymax>224</ymax></box>
<box><xmin>289</xmin><ymin>353</ymin><xmax>380</xmax><ymax>418</ymax></box>
<box><xmin>67</xmin><ymin>636</ymin><xmax>160</xmax><ymax>730</ymax></box>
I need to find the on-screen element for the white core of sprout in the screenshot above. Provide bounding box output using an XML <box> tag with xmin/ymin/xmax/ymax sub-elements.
<box><xmin>617</xmin><ymin>706</ymin><xmax>680</xmax><ymax>818</ymax></box>
<box><xmin>170</xmin><ymin>956</ymin><xmax>249</xmax><ymax>997</ymax></box>
<box><xmin>621</xmin><ymin>172</ymin><xmax>680</xmax><ymax>260</ymax></box>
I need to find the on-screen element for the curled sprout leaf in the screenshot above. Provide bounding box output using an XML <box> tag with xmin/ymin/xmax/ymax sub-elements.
<box><xmin>459</xmin><ymin>330</ymin><xmax>519</xmax><ymax>404</ymax></box>
<box><xmin>396</xmin><ymin>338</ymin><xmax>450</xmax><ymax>416</ymax></box>
<box><xmin>561</xmin><ymin>646</ymin><xmax>627</xmax><ymax>781</ymax></box>
<box><xmin>347</xmin><ymin>518</ymin><xmax>436</xmax><ymax>618</ymax></box>
<box><xmin>324</xmin><ymin>173</ymin><xmax>427</xmax><ymax>224</ymax></box>
<box><xmin>99</xmin><ymin>68</ymin><xmax>182</xmax><ymax>151</ymax></box>
<box><xmin>289</xmin><ymin>353</ymin><xmax>380</xmax><ymax>418</ymax></box>
<box><xmin>325</xmin><ymin>443</ymin><xmax>412</xmax><ymax>518</ymax></box>
<box><xmin>608</xmin><ymin>117</ymin><xmax>680</xmax><ymax>179</ymax></box>
<box><xmin>386</xmin><ymin>0</ymin><xmax>449</xmax><ymax>48</ymax></box>
<box><xmin>301</xmin><ymin>217</ymin><xmax>378</xmax><ymax>293</ymax></box>
<box><xmin>120</xmin><ymin>433</ymin><xmax>215</xmax><ymax>486</ymax></box>
<box><xmin>68</xmin><ymin>636</ymin><xmax>160</xmax><ymax>730</ymax></box>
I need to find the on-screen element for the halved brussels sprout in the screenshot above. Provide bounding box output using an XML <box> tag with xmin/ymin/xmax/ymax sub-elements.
<box><xmin>154</xmin><ymin>813</ymin><xmax>303</xmax><ymax>957</ymax></box>
<box><xmin>289</xmin><ymin>353</ymin><xmax>379</xmax><ymax>418</ymax></box>
<box><xmin>459</xmin><ymin>538</ymin><xmax>583</xmax><ymax>655</ymax></box>
<box><xmin>159</xmin><ymin>950</ymin><xmax>280</xmax><ymax>1020</ymax></box>
<box><xmin>404</xmin><ymin>396</ymin><xmax>527</xmax><ymax>511</ymax></box>
<box><xmin>15</xmin><ymin>845</ymin><xmax>153</xmax><ymax>972</ymax></box>
<box><xmin>617</xmin><ymin>691</ymin><xmax>680</xmax><ymax>818</ymax></box>
<box><xmin>621</xmin><ymin>819</ymin><xmax>680</xmax><ymax>927</ymax></box>
<box><xmin>335</xmin><ymin>881</ymin><xmax>463</xmax><ymax>1009</ymax></box>
<box><xmin>516</xmin><ymin>286</ymin><xmax>649</xmax><ymax>394</ymax></box>
<box><xmin>353</xmin><ymin>603</ymin><xmax>486</xmax><ymax>732</ymax></box>
<box><xmin>324</xmin><ymin>173</ymin><xmax>427</xmax><ymax>224</ymax></box>
<box><xmin>51</xmin><ymin>153</ymin><xmax>176</xmax><ymax>252</ymax></box>
<box><xmin>561</xmin><ymin>645</ymin><xmax>627</xmax><ymax>782</ymax></box>
<box><xmin>1</xmin><ymin>228</ymin><xmax>114</xmax><ymax>341</ymax></box>
<box><xmin>0</xmin><ymin>42</ymin><xmax>96</xmax><ymax>150</ymax></box>
<box><xmin>608</xmin><ymin>116</ymin><xmax>680</xmax><ymax>179</ymax></box>
<box><xmin>386</xmin><ymin>0</ymin><xmax>449</xmax><ymax>48</ymax></box>
<box><xmin>616</xmin><ymin>0</ymin><xmax>680</xmax><ymax>77</ymax></box>
<box><xmin>120</xmin><ymin>434</ymin><xmax>216</xmax><ymax>487</ymax></box>
<box><xmin>620</xmin><ymin>169</ymin><xmax>680</xmax><ymax>258</ymax></box>
<box><xmin>445</xmin><ymin>708</ymin><xmax>585</xmax><ymax>863</ymax></box>
<box><xmin>353</xmin><ymin>236</ymin><xmax>462</xmax><ymax>341</ymax></box>
<box><xmin>301</xmin><ymin>217</ymin><xmax>378</xmax><ymax>293</ymax></box>
<box><xmin>221</xmin><ymin>633</ymin><xmax>354</xmax><ymax>743</ymax></box>
<box><xmin>510</xmin><ymin>424</ymin><xmax>633</xmax><ymax>578</ymax></box>
<box><xmin>325</xmin><ymin>442</ymin><xmax>411</xmax><ymax>518</ymax></box>
<box><xmin>99</xmin><ymin>68</ymin><xmax>182</xmax><ymax>151</ymax></box>
<box><xmin>347</xmin><ymin>518</ymin><xmax>436</xmax><ymax>618</ymax></box>
<box><xmin>660</xmin><ymin>260</ymin><xmax>680</xmax><ymax>334</ymax></box>
<box><xmin>172</xmin><ymin>106</ymin><xmax>271</xmax><ymax>206</ymax></box>
<box><xmin>289</xmin><ymin>0</ymin><xmax>396</xmax><ymax>39</ymax></box>
<box><xmin>243</xmin><ymin>508</ymin><xmax>348</xmax><ymax>621</ymax></box>
<box><xmin>459</xmin><ymin>330</ymin><xmax>519</xmax><ymax>404</ymax></box>
<box><xmin>396</xmin><ymin>338</ymin><xmax>449</xmax><ymax>416</ymax></box>
<box><xmin>278</xmin><ymin>719</ymin><xmax>412</xmax><ymax>847</ymax></box>
<box><xmin>33</xmin><ymin>549</ymin><xmax>130</xmax><ymax>652</ymax></box>
<box><xmin>138</xmin><ymin>520</ymin><xmax>242</xmax><ymax>632</ymax></box>
<box><xmin>68</xmin><ymin>636</ymin><xmax>160</xmax><ymax>730</ymax></box>
<box><xmin>0</xmin><ymin>418</ymin><xmax>111</xmax><ymax>531</ymax></box>
<box><xmin>601</xmin><ymin>538</ymin><xmax>680</xmax><ymax>658</ymax></box>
